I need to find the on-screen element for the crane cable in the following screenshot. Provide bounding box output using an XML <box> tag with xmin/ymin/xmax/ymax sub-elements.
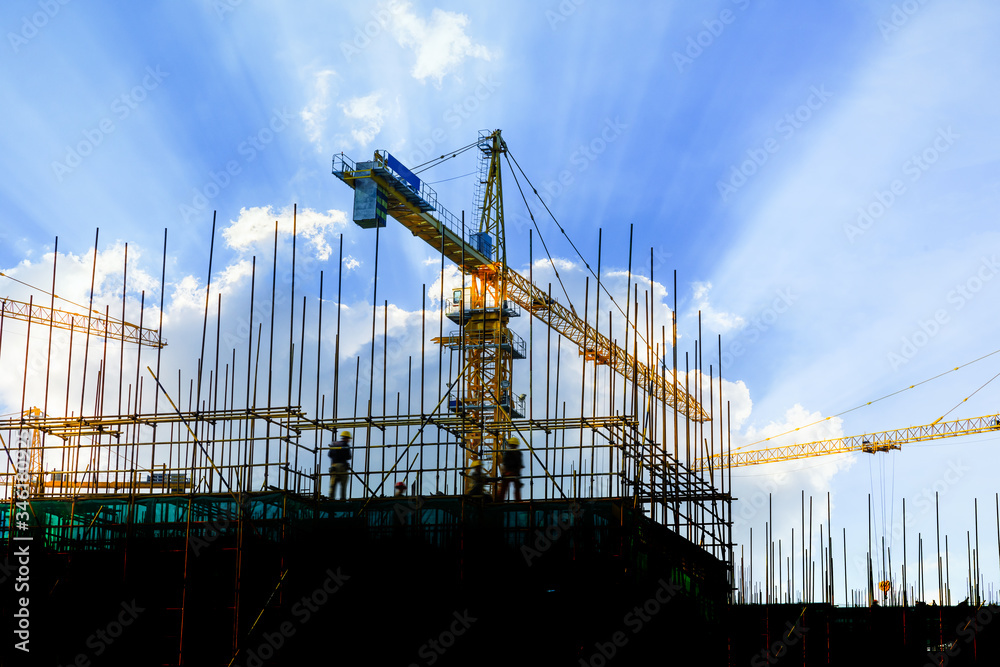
<box><xmin>0</xmin><ymin>270</ymin><xmax>110</xmax><ymax>319</ymax></box>
<box><xmin>931</xmin><ymin>366</ymin><xmax>1000</xmax><ymax>425</ymax></box>
<box><xmin>501</xmin><ymin>151</ymin><xmax>578</xmax><ymax>316</ymax></box>
<box><xmin>731</xmin><ymin>347</ymin><xmax>1000</xmax><ymax>452</ymax></box>
<box><xmin>505</xmin><ymin>146</ymin><xmax>658</xmax><ymax>353</ymax></box>
<box><xmin>426</xmin><ymin>171</ymin><xmax>476</xmax><ymax>185</ymax></box>
<box><xmin>425</xmin><ymin>137</ymin><xmax>660</xmax><ymax>356</ymax></box>
<box><xmin>408</xmin><ymin>139</ymin><xmax>481</xmax><ymax>174</ymax></box>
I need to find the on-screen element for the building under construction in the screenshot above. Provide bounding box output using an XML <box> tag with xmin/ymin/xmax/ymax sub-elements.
<box><xmin>0</xmin><ymin>131</ymin><xmax>734</xmax><ymax>665</ymax></box>
<box><xmin>3</xmin><ymin>130</ymin><xmax>998</xmax><ymax>665</ymax></box>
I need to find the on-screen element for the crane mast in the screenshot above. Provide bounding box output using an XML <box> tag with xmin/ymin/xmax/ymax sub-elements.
<box><xmin>437</xmin><ymin>131</ymin><xmax>518</xmax><ymax>475</ymax></box>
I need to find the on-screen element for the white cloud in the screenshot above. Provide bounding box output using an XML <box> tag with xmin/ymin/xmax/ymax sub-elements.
<box><xmin>166</xmin><ymin>259</ymin><xmax>255</xmax><ymax>314</ymax></box>
<box><xmin>340</xmin><ymin>92</ymin><xmax>386</xmax><ymax>147</ymax></box>
<box><xmin>742</xmin><ymin>403</ymin><xmax>844</xmax><ymax>448</ymax></box>
<box><xmin>737</xmin><ymin>403</ymin><xmax>850</xmax><ymax>489</ymax></box>
<box><xmin>222</xmin><ymin>205</ymin><xmax>348</xmax><ymax>261</ymax></box>
<box><xmin>300</xmin><ymin>69</ymin><xmax>337</xmax><ymax>151</ymax></box>
<box><xmin>535</xmin><ymin>257</ymin><xmax>578</xmax><ymax>272</ymax></box>
<box><xmin>218</xmin><ymin>258</ymin><xmax>254</xmax><ymax>288</ymax></box>
<box><xmin>689</xmin><ymin>281</ymin><xmax>745</xmax><ymax>334</ymax></box>
<box><xmin>3</xmin><ymin>241</ymin><xmax>160</xmax><ymax>319</ymax></box>
<box><xmin>344</xmin><ymin>255</ymin><xmax>361</xmax><ymax>271</ymax></box>
<box><xmin>386</xmin><ymin>0</ymin><xmax>495</xmax><ymax>85</ymax></box>
<box><xmin>169</xmin><ymin>274</ymin><xmax>206</xmax><ymax>313</ymax></box>
<box><xmin>427</xmin><ymin>264</ymin><xmax>464</xmax><ymax>304</ymax></box>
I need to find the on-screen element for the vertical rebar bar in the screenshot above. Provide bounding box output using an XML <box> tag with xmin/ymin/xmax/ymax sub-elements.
<box><xmin>975</xmin><ymin>497</ymin><xmax>981</xmax><ymax>605</ymax></box>
<box><xmin>936</xmin><ymin>491</ymin><xmax>944</xmax><ymax>604</ymax></box>
<box><xmin>265</xmin><ymin>222</ymin><xmax>278</xmax><ymax>486</ymax></box>
<box><xmin>672</xmin><ymin>270</ymin><xmax>679</xmax><ymax>532</ymax></box>
<box><xmin>903</xmin><ymin>498</ymin><xmax>908</xmax><ymax>606</ymax></box>
<box><xmin>314</xmin><ymin>270</ymin><xmax>324</xmax><ymax>501</ymax></box>
<box><xmin>197</xmin><ymin>213</ymin><xmax>217</xmax><ymax>407</ymax></box>
<box><xmin>78</xmin><ymin>229</ymin><xmax>100</xmax><ymax>419</ymax></box>
<box><xmin>843</xmin><ymin>527</ymin><xmax>848</xmax><ymax>606</ymax></box>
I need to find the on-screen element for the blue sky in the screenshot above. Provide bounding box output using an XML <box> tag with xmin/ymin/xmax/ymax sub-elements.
<box><xmin>3</xmin><ymin>0</ymin><xmax>1000</xmax><ymax>604</ymax></box>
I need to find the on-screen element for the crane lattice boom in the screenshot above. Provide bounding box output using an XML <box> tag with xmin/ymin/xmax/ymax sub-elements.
<box><xmin>503</xmin><ymin>267</ymin><xmax>708</xmax><ymax>420</ymax></box>
<box><xmin>0</xmin><ymin>297</ymin><xmax>165</xmax><ymax>348</ymax></box>
<box><xmin>694</xmin><ymin>413</ymin><xmax>1000</xmax><ymax>470</ymax></box>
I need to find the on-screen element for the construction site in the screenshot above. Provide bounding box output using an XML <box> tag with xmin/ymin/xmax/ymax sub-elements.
<box><xmin>2</xmin><ymin>130</ymin><xmax>999</xmax><ymax>665</ymax></box>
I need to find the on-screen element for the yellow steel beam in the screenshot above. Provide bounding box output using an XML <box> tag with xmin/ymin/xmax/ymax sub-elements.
<box><xmin>0</xmin><ymin>406</ymin><xmax>304</xmax><ymax>440</ymax></box>
<box><xmin>299</xmin><ymin>413</ymin><xmax>637</xmax><ymax>433</ymax></box>
<box><xmin>42</xmin><ymin>478</ymin><xmax>193</xmax><ymax>490</ymax></box>
<box><xmin>0</xmin><ymin>297</ymin><xmax>165</xmax><ymax>348</ymax></box>
<box><xmin>694</xmin><ymin>413</ymin><xmax>1000</xmax><ymax>470</ymax></box>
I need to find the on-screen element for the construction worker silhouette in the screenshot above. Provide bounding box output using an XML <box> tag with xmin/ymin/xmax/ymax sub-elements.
<box><xmin>328</xmin><ymin>431</ymin><xmax>352</xmax><ymax>499</ymax></box>
<box><xmin>463</xmin><ymin>457</ymin><xmax>487</xmax><ymax>498</ymax></box>
<box><xmin>499</xmin><ymin>437</ymin><xmax>524</xmax><ymax>501</ymax></box>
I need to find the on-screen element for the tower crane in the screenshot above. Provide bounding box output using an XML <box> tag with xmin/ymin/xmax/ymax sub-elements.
<box><xmin>693</xmin><ymin>412</ymin><xmax>1000</xmax><ymax>471</ymax></box>
<box><xmin>333</xmin><ymin>130</ymin><xmax>708</xmax><ymax>484</ymax></box>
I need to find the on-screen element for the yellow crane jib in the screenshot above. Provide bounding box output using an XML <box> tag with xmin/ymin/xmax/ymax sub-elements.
<box><xmin>695</xmin><ymin>412</ymin><xmax>1000</xmax><ymax>471</ymax></box>
<box><xmin>0</xmin><ymin>297</ymin><xmax>165</xmax><ymax>348</ymax></box>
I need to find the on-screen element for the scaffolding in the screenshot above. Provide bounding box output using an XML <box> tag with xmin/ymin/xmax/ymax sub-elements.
<box><xmin>0</xmin><ymin>217</ymin><xmax>733</xmax><ymax>665</ymax></box>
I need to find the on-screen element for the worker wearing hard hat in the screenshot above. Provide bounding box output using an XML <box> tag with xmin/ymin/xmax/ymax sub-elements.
<box><xmin>462</xmin><ymin>457</ymin><xmax>487</xmax><ymax>498</ymax></box>
<box><xmin>328</xmin><ymin>430</ymin><xmax>353</xmax><ymax>500</ymax></box>
<box><xmin>499</xmin><ymin>437</ymin><xmax>524</xmax><ymax>501</ymax></box>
